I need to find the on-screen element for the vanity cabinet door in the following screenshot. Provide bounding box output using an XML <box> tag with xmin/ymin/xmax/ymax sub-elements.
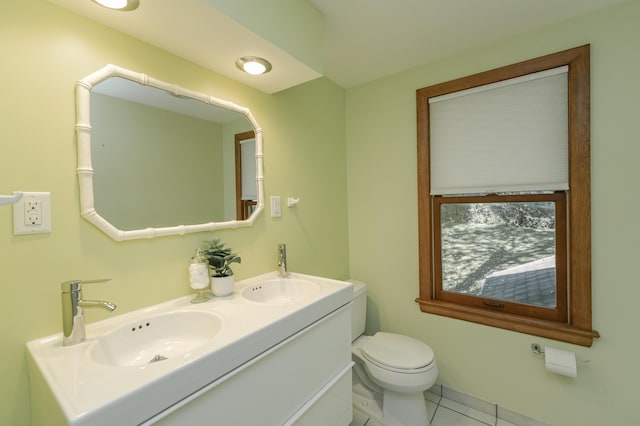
<box><xmin>149</xmin><ymin>305</ymin><xmax>352</xmax><ymax>425</ymax></box>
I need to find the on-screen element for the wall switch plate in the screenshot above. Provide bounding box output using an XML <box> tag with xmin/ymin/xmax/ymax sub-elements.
<box><xmin>270</xmin><ymin>196</ymin><xmax>281</xmax><ymax>218</ymax></box>
<box><xmin>13</xmin><ymin>192</ymin><xmax>52</xmax><ymax>234</ymax></box>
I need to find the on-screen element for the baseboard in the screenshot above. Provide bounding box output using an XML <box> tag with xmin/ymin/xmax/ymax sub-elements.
<box><xmin>426</xmin><ymin>383</ymin><xmax>551</xmax><ymax>426</ymax></box>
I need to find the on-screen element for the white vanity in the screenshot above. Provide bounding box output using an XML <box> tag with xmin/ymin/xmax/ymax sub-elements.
<box><xmin>27</xmin><ymin>272</ymin><xmax>353</xmax><ymax>425</ymax></box>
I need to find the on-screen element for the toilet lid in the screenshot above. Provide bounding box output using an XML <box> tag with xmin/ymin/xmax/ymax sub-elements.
<box><xmin>361</xmin><ymin>332</ymin><xmax>434</xmax><ymax>371</ymax></box>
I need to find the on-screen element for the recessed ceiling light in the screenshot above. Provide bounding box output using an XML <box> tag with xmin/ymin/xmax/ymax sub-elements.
<box><xmin>92</xmin><ymin>0</ymin><xmax>139</xmax><ymax>11</ymax></box>
<box><xmin>235</xmin><ymin>57</ymin><xmax>272</xmax><ymax>76</ymax></box>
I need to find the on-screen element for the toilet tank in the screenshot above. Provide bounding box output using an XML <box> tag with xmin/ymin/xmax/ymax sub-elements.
<box><xmin>349</xmin><ymin>280</ymin><xmax>367</xmax><ymax>341</ymax></box>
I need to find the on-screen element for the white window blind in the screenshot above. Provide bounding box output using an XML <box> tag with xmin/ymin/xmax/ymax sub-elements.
<box><xmin>429</xmin><ymin>66</ymin><xmax>568</xmax><ymax>195</ymax></box>
<box><xmin>240</xmin><ymin>138</ymin><xmax>257</xmax><ymax>200</ymax></box>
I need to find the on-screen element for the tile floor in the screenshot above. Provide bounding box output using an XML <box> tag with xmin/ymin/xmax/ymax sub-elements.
<box><xmin>423</xmin><ymin>390</ymin><xmax>517</xmax><ymax>426</ymax></box>
<box><xmin>351</xmin><ymin>390</ymin><xmax>520</xmax><ymax>426</ymax></box>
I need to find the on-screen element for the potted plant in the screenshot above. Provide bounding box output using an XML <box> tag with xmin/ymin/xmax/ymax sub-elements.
<box><xmin>202</xmin><ymin>238</ymin><xmax>241</xmax><ymax>296</ymax></box>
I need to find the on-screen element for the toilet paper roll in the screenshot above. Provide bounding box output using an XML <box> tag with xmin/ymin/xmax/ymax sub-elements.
<box><xmin>545</xmin><ymin>347</ymin><xmax>577</xmax><ymax>377</ymax></box>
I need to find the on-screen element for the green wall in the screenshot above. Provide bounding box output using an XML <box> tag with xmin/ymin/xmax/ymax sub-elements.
<box><xmin>346</xmin><ymin>1</ymin><xmax>640</xmax><ymax>424</ymax></box>
<box><xmin>0</xmin><ymin>1</ymin><xmax>347</xmax><ymax>425</ymax></box>
<box><xmin>91</xmin><ymin>93</ymin><xmax>226</xmax><ymax>228</ymax></box>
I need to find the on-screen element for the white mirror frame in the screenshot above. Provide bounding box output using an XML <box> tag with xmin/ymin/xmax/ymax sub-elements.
<box><xmin>75</xmin><ymin>64</ymin><xmax>264</xmax><ymax>241</ymax></box>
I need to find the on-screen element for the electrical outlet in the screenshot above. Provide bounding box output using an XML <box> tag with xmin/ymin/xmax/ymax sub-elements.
<box><xmin>13</xmin><ymin>192</ymin><xmax>51</xmax><ymax>234</ymax></box>
<box><xmin>24</xmin><ymin>199</ymin><xmax>42</xmax><ymax>225</ymax></box>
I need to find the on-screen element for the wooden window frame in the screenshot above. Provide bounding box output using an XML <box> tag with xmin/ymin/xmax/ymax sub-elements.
<box><xmin>416</xmin><ymin>45</ymin><xmax>599</xmax><ymax>346</ymax></box>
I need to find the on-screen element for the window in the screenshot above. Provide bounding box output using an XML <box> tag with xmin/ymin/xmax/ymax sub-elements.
<box><xmin>434</xmin><ymin>193</ymin><xmax>567</xmax><ymax>321</ymax></box>
<box><xmin>416</xmin><ymin>45</ymin><xmax>599</xmax><ymax>346</ymax></box>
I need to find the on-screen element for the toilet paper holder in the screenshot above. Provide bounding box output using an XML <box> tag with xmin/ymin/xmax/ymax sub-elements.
<box><xmin>530</xmin><ymin>343</ymin><xmax>590</xmax><ymax>364</ymax></box>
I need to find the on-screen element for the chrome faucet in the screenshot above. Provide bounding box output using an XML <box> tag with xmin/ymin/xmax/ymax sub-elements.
<box><xmin>278</xmin><ymin>243</ymin><xmax>288</xmax><ymax>278</ymax></box>
<box><xmin>61</xmin><ymin>279</ymin><xmax>116</xmax><ymax>346</ymax></box>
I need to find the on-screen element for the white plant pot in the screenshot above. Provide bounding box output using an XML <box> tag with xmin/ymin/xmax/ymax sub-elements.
<box><xmin>211</xmin><ymin>275</ymin><xmax>234</xmax><ymax>297</ymax></box>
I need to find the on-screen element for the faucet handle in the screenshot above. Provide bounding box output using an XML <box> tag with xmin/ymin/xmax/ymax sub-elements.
<box><xmin>61</xmin><ymin>278</ymin><xmax>112</xmax><ymax>292</ymax></box>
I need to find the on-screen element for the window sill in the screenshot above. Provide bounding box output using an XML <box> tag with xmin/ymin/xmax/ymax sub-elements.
<box><xmin>416</xmin><ymin>298</ymin><xmax>599</xmax><ymax>347</ymax></box>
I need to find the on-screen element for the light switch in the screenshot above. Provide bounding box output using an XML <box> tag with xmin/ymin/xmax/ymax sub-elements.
<box><xmin>13</xmin><ymin>192</ymin><xmax>51</xmax><ymax>234</ymax></box>
<box><xmin>270</xmin><ymin>196</ymin><xmax>281</xmax><ymax>218</ymax></box>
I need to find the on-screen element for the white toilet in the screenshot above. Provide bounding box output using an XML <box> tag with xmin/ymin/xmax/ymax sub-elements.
<box><xmin>350</xmin><ymin>280</ymin><xmax>438</xmax><ymax>426</ymax></box>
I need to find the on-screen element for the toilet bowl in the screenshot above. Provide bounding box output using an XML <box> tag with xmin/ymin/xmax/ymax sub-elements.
<box><xmin>350</xmin><ymin>281</ymin><xmax>438</xmax><ymax>426</ymax></box>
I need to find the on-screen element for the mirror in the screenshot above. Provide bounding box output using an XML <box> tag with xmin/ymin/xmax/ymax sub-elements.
<box><xmin>76</xmin><ymin>64</ymin><xmax>264</xmax><ymax>241</ymax></box>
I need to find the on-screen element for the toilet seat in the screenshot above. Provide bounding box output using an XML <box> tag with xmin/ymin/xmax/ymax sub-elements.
<box><xmin>353</xmin><ymin>332</ymin><xmax>438</xmax><ymax>394</ymax></box>
<box><xmin>360</xmin><ymin>332</ymin><xmax>434</xmax><ymax>374</ymax></box>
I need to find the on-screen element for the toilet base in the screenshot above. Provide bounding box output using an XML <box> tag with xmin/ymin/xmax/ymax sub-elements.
<box><xmin>382</xmin><ymin>388</ymin><xmax>430</xmax><ymax>426</ymax></box>
<box><xmin>352</xmin><ymin>392</ymin><xmax>384</xmax><ymax>425</ymax></box>
<box><xmin>352</xmin><ymin>391</ymin><xmax>431</xmax><ymax>426</ymax></box>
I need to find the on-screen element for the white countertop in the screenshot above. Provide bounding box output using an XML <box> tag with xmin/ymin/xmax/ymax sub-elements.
<box><xmin>27</xmin><ymin>272</ymin><xmax>353</xmax><ymax>426</ymax></box>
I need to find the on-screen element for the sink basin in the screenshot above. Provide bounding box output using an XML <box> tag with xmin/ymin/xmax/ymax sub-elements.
<box><xmin>242</xmin><ymin>278</ymin><xmax>320</xmax><ymax>304</ymax></box>
<box><xmin>90</xmin><ymin>310</ymin><xmax>222</xmax><ymax>367</ymax></box>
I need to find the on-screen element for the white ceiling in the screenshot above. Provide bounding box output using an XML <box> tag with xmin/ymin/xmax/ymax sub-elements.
<box><xmin>50</xmin><ymin>0</ymin><xmax>625</xmax><ymax>93</ymax></box>
<box><xmin>310</xmin><ymin>0</ymin><xmax>624</xmax><ymax>88</ymax></box>
<box><xmin>48</xmin><ymin>0</ymin><xmax>322</xmax><ymax>94</ymax></box>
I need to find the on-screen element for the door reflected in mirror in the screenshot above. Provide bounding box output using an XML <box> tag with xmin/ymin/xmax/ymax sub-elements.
<box><xmin>235</xmin><ymin>130</ymin><xmax>257</xmax><ymax>220</ymax></box>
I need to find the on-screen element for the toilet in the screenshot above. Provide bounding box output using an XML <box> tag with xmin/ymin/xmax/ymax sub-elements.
<box><xmin>350</xmin><ymin>280</ymin><xmax>438</xmax><ymax>426</ymax></box>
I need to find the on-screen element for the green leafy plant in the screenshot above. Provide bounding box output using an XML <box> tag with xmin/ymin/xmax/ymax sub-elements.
<box><xmin>202</xmin><ymin>238</ymin><xmax>241</xmax><ymax>277</ymax></box>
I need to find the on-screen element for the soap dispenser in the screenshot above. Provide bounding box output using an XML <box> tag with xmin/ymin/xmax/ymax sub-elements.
<box><xmin>189</xmin><ymin>249</ymin><xmax>210</xmax><ymax>303</ymax></box>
